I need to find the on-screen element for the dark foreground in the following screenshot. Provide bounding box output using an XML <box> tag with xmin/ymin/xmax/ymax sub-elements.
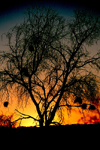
<box><xmin>0</xmin><ymin>124</ymin><xmax>100</xmax><ymax>134</ymax></box>
<box><xmin>1</xmin><ymin>124</ymin><xmax>99</xmax><ymax>144</ymax></box>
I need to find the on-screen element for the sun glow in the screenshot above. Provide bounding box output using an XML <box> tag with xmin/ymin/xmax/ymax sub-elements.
<box><xmin>1</xmin><ymin>105</ymin><xmax>100</xmax><ymax>127</ymax></box>
<box><xmin>0</xmin><ymin>92</ymin><xmax>100</xmax><ymax>127</ymax></box>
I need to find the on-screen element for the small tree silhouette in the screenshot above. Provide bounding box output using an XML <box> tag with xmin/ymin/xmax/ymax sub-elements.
<box><xmin>0</xmin><ymin>114</ymin><xmax>17</xmax><ymax>128</ymax></box>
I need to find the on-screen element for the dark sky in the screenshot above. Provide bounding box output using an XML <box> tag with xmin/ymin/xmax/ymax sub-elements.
<box><xmin>0</xmin><ymin>0</ymin><xmax>100</xmax><ymax>25</ymax></box>
<box><xmin>0</xmin><ymin>0</ymin><xmax>100</xmax><ymax>14</ymax></box>
<box><xmin>0</xmin><ymin>0</ymin><xmax>100</xmax><ymax>51</ymax></box>
<box><xmin>0</xmin><ymin>0</ymin><xmax>100</xmax><ymax>53</ymax></box>
<box><xmin>0</xmin><ymin>0</ymin><xmax>99</xmax><ymax>22</ymax></box>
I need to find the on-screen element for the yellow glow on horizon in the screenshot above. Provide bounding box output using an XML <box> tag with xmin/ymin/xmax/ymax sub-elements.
<box><xmin>0</xmin><ymin>89</ymin><xmax>100</xmax><ymax>127</ymax></box>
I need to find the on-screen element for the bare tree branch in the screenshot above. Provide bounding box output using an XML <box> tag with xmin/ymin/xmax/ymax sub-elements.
<box><xmin>0</xmin><ymin>6</ymin><xmax>100</xmax><ymax>126</ymax></box>
<box><xmin>12</xmin><ymin>109</ymin><xmax>40</xmax><ymax>125</ymax></box>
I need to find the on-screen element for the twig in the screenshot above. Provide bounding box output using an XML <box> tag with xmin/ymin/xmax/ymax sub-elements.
<box><xmin>12</xmin><ymin>109</ymin><xmax>40</xmax><ymax>123</ymax></box>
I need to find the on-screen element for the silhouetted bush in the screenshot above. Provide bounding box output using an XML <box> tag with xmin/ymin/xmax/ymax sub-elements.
<box><xmin>0</xmin><ymin>114</ymin><xmax>17</xmax><ymax>128</ymax></box>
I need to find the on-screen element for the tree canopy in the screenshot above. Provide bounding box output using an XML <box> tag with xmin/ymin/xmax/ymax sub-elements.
<box><xmin>0</xmin><ymin>6</ymin><xmax>100</xmax><ymax>126</ymax></box>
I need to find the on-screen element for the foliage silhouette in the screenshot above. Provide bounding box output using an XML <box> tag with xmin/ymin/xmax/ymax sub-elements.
<box><xmin>0</xmin><ymin>114</ymin><xmax>16</xmax><ymax>128</ymax></box>
<box><xmin>89</xmin><ymin>105</ymin><xmax>96</xmax><ymax>110</ymax></box>
<box><xmin>0</xmin><ymin>6</ymin><xmax>100</xmax><ymax>126</ymax></box>
<box><xmin>74</xmin><ymin>97</ymin><xmax>82</xmax><ymax>104</ymax></box>
<box><xmin>81</xmin><ymin>103</ymin><xmax>87</xmax><ymax>109</ymax></box>
<box><xmin>4</xmin><ymin>101</ymin><xmax>9</xmax><ymax>107</ymax></box>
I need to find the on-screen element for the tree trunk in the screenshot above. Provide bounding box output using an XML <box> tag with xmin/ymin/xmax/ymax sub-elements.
<box><xmin>45</xmin><ymin>121</ymin><xmax>50</xmax><ymax>127</ymax></box>
<box><xmin>39</xmin><ymin>116</ymin><xmax>44</xmax><ymax>127</ymax></box>
<box><xmin>39</xmin><ymin>121</ymin><xmax>43</xmax><ymax>127</ymax></box>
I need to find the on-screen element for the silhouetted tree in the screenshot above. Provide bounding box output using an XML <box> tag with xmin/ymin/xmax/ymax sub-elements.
<box><xmin>0</xmin><ymin>6</ymin><xmax>100</xmax><ymax>126</ymax></box>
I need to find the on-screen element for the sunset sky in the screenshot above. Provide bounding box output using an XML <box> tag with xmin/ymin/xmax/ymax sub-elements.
<box><xmin>0</xmin><ymin>0</ymin><xmax>100</xmax><ymax>127</ymax></box>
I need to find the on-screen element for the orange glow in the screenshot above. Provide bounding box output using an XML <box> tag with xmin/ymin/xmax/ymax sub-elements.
<box><xmin>0</xmin><ymin>113</ymin><xmax>17</xmax><ymax>128</ymax></box>
<box><xmin>1</xmin><ymin>104</ymin><xmax>100</xmax><ymax>127</ymax></box>
<box><xmin>77</xmin><ymin>116</ymin><xmax>100</xmax><ymax>124</ymax></box>
<box><xmin>0</xmin><ymin>92</ymin><xmax>100</xmax><ymax>127</ymax></box>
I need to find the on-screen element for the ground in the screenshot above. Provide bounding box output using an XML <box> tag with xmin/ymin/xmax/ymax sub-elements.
<box><xmin>0</xmin><ymin>124</ymin><xmax>99</xmax><ymax>134</ymax></box>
